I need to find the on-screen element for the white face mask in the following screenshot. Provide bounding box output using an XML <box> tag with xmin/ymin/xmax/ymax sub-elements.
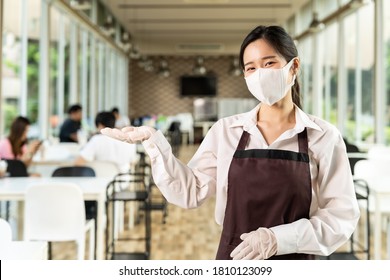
<box><xmin>244</xmin><ymin>59</ymin><xmax>296</xmax><ymax>106</ymax></box>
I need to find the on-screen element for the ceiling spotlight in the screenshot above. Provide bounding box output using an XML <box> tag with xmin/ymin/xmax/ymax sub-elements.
<box><xmin>129</xmin><ymin>46</ymin><xmax>140</xmax><ymax>59</ymax></box>
<box><xmin>137</xmin><ymin>56</ymin><xmax>149</xmax><ymax>68</ymax></box>
<box><xmin>121</xmin><ymin>32</ymin><xmax>132</xmax><ymax>52</ymax></box>
<box><xmin>228</xmin><ymin>57</ymin><xmax>242</xmax><ymax>76</ymax></box>
<box><xmin>70</xmin><ymin>0</ymin><xmax>91</xmax><ymax>10</ymax></box>
<box><xmin>143</xmin><ymin>58</ymin><xmax>154</xmax><ymax>72</ymax></box>
<box><xmin>102</xmin><ymin>15</ymin><xmax>115</xmax><ymax>37</ymax></box>
<box><xmin>158</xmin><ymin>59</ymin><xmax>171</xmax><ymax>77</ymax></box>
<box><xmin>193</xmin><ymin>56</ymin><xmax>207</xmax><ymax>75</ymax></box>
<box><xmin>308</xmin><ymin>12</ymin><xmax>324</xmax><ymax>33</ymax></box>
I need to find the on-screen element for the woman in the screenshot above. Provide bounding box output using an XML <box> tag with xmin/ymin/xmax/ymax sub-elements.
<box><xmin>0</xmin><ymin>116</ymin><xmax>41</xmax><ymax>167</ymax></box>
<box><xmin>101</xmin><ymin>25</ymin><xmax>360</xmax><ymax>260</ymax></box>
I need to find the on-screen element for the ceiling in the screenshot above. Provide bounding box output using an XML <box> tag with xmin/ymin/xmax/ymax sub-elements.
<box><xmin>100</xmin><ymin>0</ymin><xmax>310</xmax><ymax>56</ymax></box>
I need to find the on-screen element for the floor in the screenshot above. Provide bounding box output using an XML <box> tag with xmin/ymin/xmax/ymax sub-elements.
<box><xmin>51</xmin><ymin>144</ymin><xmax>384</xmax><ymax>260</ymax></box>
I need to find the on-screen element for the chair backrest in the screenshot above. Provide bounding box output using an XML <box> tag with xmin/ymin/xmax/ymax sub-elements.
<box><xmin>367</xmin><ymin>145</ymin><xmax>390</xmax><ymax>161</ymax></box>
<box><xmin>0</xmin><ymin>218</ymin><xmax>12</xmax><ymax>243</ymax></box>
<box><xmin>348</xmin><ymin>156</ymin><xmax>366</xmax><ymax>175</ymax></box>
<box><xmin>354</xmin><ymin>159</ymin><xmax>390</xmax><ymax>179</ymax></box>
<box><xmin>52</xmin><ymin>166</ymin><xmax>96</xmax><ymax>177</ymax></box>
<box><xmin>5</xmin><ymin>159</ymin><xmax>28</xmax><ymax>177</ymax></box>
<box><xmin>85</xmin><ymin>161</ymin><xmax>120</xmax><ymax>178</ymax></box>
<box><xmin>24</xmin><ymin>183</ymin><xmax>86</xmax><ymax>241</ymax></box>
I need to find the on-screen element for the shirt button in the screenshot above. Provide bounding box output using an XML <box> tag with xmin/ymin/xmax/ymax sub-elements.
<box><xmin>149</xmin><ymin>144</ymin><xmax>155</xmax><ymax>149</ymax></box>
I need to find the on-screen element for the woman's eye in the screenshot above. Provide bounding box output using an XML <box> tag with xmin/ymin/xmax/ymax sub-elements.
<box><xmin>265</xmin><ymin>61</ymin><xmax>275</xmax><ymax>67</ymax></box>
<box><xmin>245</xmin><ymin>67</ymin><xmax>255</xmax><ymax>72</ymax></box>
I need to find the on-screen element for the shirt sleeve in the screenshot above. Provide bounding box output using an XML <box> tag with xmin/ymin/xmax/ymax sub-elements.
<box><xmin>270</xmin><ymin>129</ymin><xmax>360</xmax><ymax>256</ymax></box>
<box><xmin>79</xmin><ymin>137</ymin><xmax>97</xmax><ymax>162</ymax></box>
<box><xmin>142</xmin><ymin>130</ymin><xmax>217</xmax><ymax>209</ymax></box>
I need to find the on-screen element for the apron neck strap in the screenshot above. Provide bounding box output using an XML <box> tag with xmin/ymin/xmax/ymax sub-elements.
<box><xmin>237</xmin><ymin>131</ymin><xmax>250</xmax><ymax>150</ymax></box>
<box><xmin>298</xmin><ymin>128</ymin><xmax>308</xmax><ymax>154</ymax></box>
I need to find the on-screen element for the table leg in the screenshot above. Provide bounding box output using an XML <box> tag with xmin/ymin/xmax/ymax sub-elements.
<box><xmin>96</xmin><ymin>196</ymin><xmax>105</xmax><ymax>260</ymax></box>
<box><xmin>17</xmin><ymin>201</ymin><xmax>24</xmax><ymax>240</ymax></box>
<box><xmin>374</xmin><ymin>192</ymin><xmax>381</xmax><ymax>259</ymax></box>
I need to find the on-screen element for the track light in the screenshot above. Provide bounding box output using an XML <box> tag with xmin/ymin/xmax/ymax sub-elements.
<box><xmin>228</xmin><ymin>57</ymin><xmax>242</xmax><ymax>76</ymax></box>
<box><xmin>121</xmin><ymin>32</ymin><xmax>132</xmax><ymax>52</ymax></box>
<box><xmin>129</xmin><ymin>46</ymin><xmax>140</xmax><ymax>59</ymax></box>
<box><xmin>70</xmin><ymin>0</ymin><xmax>91</xmax><ymax>10</ymax></box>
<box><xmin>158</xmin><ymin>59</ymin><xmax>171</xmax><ymax>77</ymax></box>
<box><xmin>308</xmin><ymin>12</ymin><xmax>324</xmax><ymax>33</ymax></box>
<box><xmin>193</xmin><ymin>56</ymin><xmax>207</xmax><ymax>75</ymax></box>
<box><xmin>102</xmin><ymin>15</ymin><xmax>115</xmax><ymax>37</ymax></box>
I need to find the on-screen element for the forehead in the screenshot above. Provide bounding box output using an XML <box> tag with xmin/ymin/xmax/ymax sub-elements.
<box><xmin>243</xmin><ymin>39</ymin><xmax>282</xmax><ymax>63</ymax></box>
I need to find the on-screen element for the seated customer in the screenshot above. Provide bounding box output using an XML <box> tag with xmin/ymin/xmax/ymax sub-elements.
<box><xmin>0</xmin><ymin>116</ymin><xmax>41</xmax><ymax>168</ymax></box>
<box><xmin>111</xmin><ymin>107</ymin><xmax>130</xmax><ymax>129</ymax></box>
<box><xmin>59</xmin><ymin>104</ymin><xmax>82</xmax><ymax>143</ymax></box>
<box><xmin>74</xmin><ymin>111</ymin><xmax>137</xmax><ymax>173</ymax></box>
<box><xmin>0</xmin><ymin>116</ymin><xmax>41</xmax><ymax>166</ymax></box>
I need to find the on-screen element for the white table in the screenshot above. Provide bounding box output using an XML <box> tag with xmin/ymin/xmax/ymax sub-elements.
<box><xmin>0</xmin><ymin>241</ymin><xmax>48</xmax><ymax>260</ymax></box>
<box><xmin>0</xmin><ymin>177</ymin><xmax>111</xmax><ymax>260</ymax></box>
<box><xmin>354</xmin><ymin>176</ymin><xmax>390</xmax><ymax>259</ymax></box>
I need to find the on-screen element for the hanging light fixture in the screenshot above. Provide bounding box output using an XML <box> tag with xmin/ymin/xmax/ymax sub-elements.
<box><xmin>228</xmin><ymin>57</ymin><xmax>242</xmax><ymax>76</ymax></box>
<box><xmin>308</xmin><ymin>12</ymin><xmax>324</xmax><ymax>33</ymax></box>
<box><xmin>157</xmin><ymin>59</ymin><xmax>171</xmax><ymax>78</ymax></box>
<box><xmin>137</xmin><ymin>56</ymin><xmax>149</xmax><ymax>68</ymax></box>
<box><xmin>121</xmin><ymin>32</ymin><xmax>132</xmax><ymax>52</ymax></box>
<box><xmin>192</xmin><ymin>56</ymin><xmax>207</xmax><ymax>75</ymax></box>
<box><xmin>102</xmin><ymin>15</ymin><xmax>115</xmax><ymax>37</ymax></box>
<box><xmin>70</xmin><ymin>0</ymin><xmax>91</xmax><ymax>10</ymax></box>
<box><xmin>129</xmin><ymin>46</ymin><xmax>140</xmax><ymax>59</ymax></box>
<box><xmin>138</xmin><ymin>56</ymin><xmax>154</xmax><ymax>72</ymax></box>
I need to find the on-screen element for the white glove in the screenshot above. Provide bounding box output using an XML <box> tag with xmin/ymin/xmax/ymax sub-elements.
<box><xmin>100</xmin><ymin>126</ymin><xmax>156</xmax><ymax>144</ymax></box>
<box><xmin>230</xmin><ymin>228</ymin><xmax>277</xmax><ymax>260</ymax></box>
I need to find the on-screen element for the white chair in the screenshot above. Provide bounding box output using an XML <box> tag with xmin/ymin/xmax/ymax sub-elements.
<box><xmin>85</xmin><ymin>161</ymin><xmax>126</xmax><ymax>237</ymax></box>
<box><xmin>354</xmin><ymin>159</ymin><xmax>390</xmax><ymax>259</ymax></box>
<box><xmin>0</xmin><ymin>218</ymin><xmax>12</xmax><ymax>244</ymax></box>
<box><xmin>367</xmin><ymin>145</ymin><xmax>390</xmax><ymax>161</ymax></box>
<box><xmin>24</xmin><ymin>182</ymin><xmax>95</xmax><ymax>260</ymax></box>
<box><xmin>85</xmin><ymin>161</ymin><xmax>120</xmax><ymax>178</ymax></box>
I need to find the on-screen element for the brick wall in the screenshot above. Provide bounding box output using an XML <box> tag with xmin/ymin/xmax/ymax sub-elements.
<box><xmin>128</xmin><ymin>56</ymin><xmax>253</xmax><ymax>119</ymax></box>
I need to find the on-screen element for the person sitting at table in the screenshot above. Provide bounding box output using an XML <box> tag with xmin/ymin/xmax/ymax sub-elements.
<box><xmin>111</xmin><ymin>107</ymin><xmax>131</xmax><ymax>129</ymax></box>
<box><xmin>0</xmin><ymin>116</ymin><xmax>42</xmax><ymax>176</ymax></box>
<box><xmin>59</xmin><ymin>104</ymin><xmax>82</xmax><ymax>143</ymax></box>
<box><xmin>74</xmin><ymin>111</ymin><xmax>137</xmax><ymax>173</ymax></box>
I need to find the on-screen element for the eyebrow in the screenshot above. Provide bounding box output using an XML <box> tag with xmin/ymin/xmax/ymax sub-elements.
<box><xmin>243</xmin><ymin>55</ymin><xmax>277</xmax><ymax>67</ymax></box>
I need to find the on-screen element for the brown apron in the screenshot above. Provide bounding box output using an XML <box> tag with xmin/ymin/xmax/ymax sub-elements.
<box><xmin>216</xmin><ymin>128</ymin><xmax>314</xmax><ymax>260</ymax></box>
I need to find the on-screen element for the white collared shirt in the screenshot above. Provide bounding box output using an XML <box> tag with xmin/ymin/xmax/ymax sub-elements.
<box><xmin>80</xmin><ymin>134</ymin><xmax>137</xmax><ymax>173</ymax></box>
<box><xmin>142</xmin><ymin>104</ymin><xmax>360</xmax><ymax>256</ymax></box>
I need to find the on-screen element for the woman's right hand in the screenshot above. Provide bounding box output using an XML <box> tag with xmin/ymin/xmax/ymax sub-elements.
<box><xmin>29</xmin><ymin>140</ymin><xmax>42</xmax><ymax>154</ymax></box>
<box><xmin>101</xmin><ymin>126</ymin><xmax>156</xmax><ymax>144</ymax></box>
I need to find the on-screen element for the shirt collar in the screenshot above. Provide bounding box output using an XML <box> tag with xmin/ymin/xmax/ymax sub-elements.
<box><xmin>229</xmin><ymin>103</ymin><xmax>322</xmax><ymax>133</ymax></box>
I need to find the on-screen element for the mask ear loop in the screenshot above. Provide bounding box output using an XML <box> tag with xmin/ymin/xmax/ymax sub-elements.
<box><xmin>291</xmin><ymin>57</ymin><xmax>300</xmax><ymax>76</ymax></box>
<box><xmin>284</xmin><ymin>58</ymin><xmax>297</xmax><ymax>87</ymax></box>
<box><xmin>289</xmin><ymin>57</ymin><xmax>300</xmax><ymax>86</ymax></box>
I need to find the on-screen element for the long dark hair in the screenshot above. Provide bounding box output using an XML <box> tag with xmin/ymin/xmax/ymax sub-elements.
<box><xmin>8</xmin><ymin>116</ymin><xmax>30</xmax><ymax>158</ymax></box>
<box><xmin>239</xmin><ymin>25</ymin><xmax>301</xmax><ymax>108</ymax></box>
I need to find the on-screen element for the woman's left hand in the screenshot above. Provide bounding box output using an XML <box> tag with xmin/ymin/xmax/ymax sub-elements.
<box><xmin>230</xmin><ymin>228</ymin><xmax>277</xmax><ymax>260</ymax></box>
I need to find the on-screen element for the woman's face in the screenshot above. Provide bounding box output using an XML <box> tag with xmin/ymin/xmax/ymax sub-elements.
<box><xmin>243</xmin><ymin>39</ymin><xmax>287</xmax><ymax>76</ymax></box>
<box><xmin>243</xmin><ymin>38</ymin><xmax>297</xmax><ymax>83</ymax></box>
<box><xmin>22</xmin><ymin>125</ymin><xmax>29</xmax><ymax>142</ymax></box>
